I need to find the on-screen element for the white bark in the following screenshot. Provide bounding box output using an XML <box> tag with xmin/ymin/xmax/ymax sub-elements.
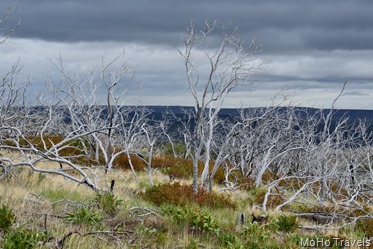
<box><xmin>180</xmin><ymin>21</ymin><xmax>261</xmax><ymax>191</ymax></box>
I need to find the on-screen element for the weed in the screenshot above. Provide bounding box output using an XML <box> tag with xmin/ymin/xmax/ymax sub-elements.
<box><xmin>286</xmin><ymin>232</ymin><xmax>302</xmax><ymax>247</ymax></box>
<box><xmin>355</xmin><ymin>218</ymin><xmax>373</xmax><ymax>237</ymax></box>
<box><xmin>3</xmin><ymin>227</ymin><xmax>45</xmax><ymax>249</ymax></box>
<box><xmin>162</xmin><ymin>205</ymin><xmax>194</xmax><ymax>225</ymax></box>
<box><xmin>190</xmin><ymin>211</ymin><xmax>219</xmax><ymax>234</ymax></box>
<box><xmin>241</xmin><ymin>222</ymin><xmax>269</xmax><ymax>243</ymax></box>
<box><xmin>272</xmin><ymin>214</ymin><xmax>298</xmax><ymax>232</ymax></box>
<box><xmin>156</xmin><ymin>232</ymin><xmax>167</xmax><ymax>247</ymax></box>
<box><xmin>162</xmin><ymin>205</ymin><xmax>219</xmax><ymax>234</ymax></box>
<box><xmin>163</xmin><ymin>142</ymin><xmax>188</xmax><ymax>157</ymax></box>
<box><xmin>185</xmin><ymin>238</ymin><xmax>199</xmax><ymax>249</ymax></box>
<box><xmin>64</xmin><ymin>207</ymin><xmax>102</xmax><ymax>226</ymax></box>
<box><xmin>0</xmin><ymin>203</ymin><xmax>16</xmax><ymax>232</ymax></box>
<box><xmin>36</xmin><ymin>172</ymin><xmax>46</xmax><ymax>185</ymax></box>
<box><xmin>218</xmin><ymin>231</ymin><xmax>244</xmax><ymax>249</ymax></box>
<box><xmin>94</xmin><ymin>191</ymin><xmax>123</xmax><ymax>216</ymax></box>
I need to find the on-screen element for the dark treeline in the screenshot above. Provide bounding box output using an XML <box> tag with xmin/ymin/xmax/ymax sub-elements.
<box><xmin>23</xmin><ymin>104</ymin><xmax>373</xmax><ymax>122</ymax></box>
<box><xmin>23</xmin><ymin>105</ymin><xmax>373</xmax><ymax>134</ymax></box>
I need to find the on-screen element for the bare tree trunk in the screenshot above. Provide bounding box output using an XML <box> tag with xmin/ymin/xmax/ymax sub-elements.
<box><xmin>179</xmin><ymin>21</ymin><xmax>260</xmax><ymax>192</ymax></box>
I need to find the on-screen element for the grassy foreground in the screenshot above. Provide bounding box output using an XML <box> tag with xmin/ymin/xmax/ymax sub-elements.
<box><xmin>0</xmin><ymin>157</ymin><xmax>372</xmax><ymax>248</ymax></box>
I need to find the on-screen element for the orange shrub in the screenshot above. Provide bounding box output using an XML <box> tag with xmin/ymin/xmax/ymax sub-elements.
<box><xmin>152</xmin><ymin>155</ymin><xmax>226</xmax><ymax>184</ymax></box>
<box><xmin>140</xmin><ymin>182</ymin><xmax>236</xmax><ymax>209</ymax></box>
<box><xmin>261</xmin><ymin>170</ymin><xmax>275</xmax><ymax>184</ymax></box>
<box><xmin>355</xmin><ymin>218</ymin><xmax>373</xmax><ymax>237</ymax></box>
<box><xmin>252</xmin><ymin>188</ymin><xmax>284</xmax><ymax>208</ymax></box>
<box><xmin>16</xmin><ymin>134</ymin><xmax>87</xmax><ymax>158</ymax></box>
<box><xmin>113</xmin><ymin>154</ymin><xmax>146</xmax><ymax>171</ymax></box>
<box><xmin>234</xmin><ymin>174</ymin><xmax>255</xmax><ymax>190</ymax></box>
<box><xmin>152</xmin><ymin>155</ymin><xmax>193</xmax><ymax>179</ymax></box>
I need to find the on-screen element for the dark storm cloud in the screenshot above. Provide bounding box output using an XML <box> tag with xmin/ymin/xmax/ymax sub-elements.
<box><xmin>3</xmin><ymin>0</ymin><xmax>373</xmax><ymax>52</ymax></box>
<box><xmin>2</xmin><ymin>0</ymin><xmax>373</xmax><ymax>109</ymax></box>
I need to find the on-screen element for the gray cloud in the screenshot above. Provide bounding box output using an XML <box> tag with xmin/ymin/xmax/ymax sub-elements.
<box><xmin>343</xmin><ymin>91</ymin><xmax>369</xmax><ymax>97</ymax></box>
<box><xmin>1</xmin><ymin>0</ymin><xmax>373</xmax><ymax>109</ymax></box>
<box><xmin>2</xmin><ymin>0</ymin><xmax>371</xmax><ymax>52</ymax></box>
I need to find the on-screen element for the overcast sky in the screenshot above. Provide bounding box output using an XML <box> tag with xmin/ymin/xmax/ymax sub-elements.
<box><xmin>1</xmin><ymin>0</ymin><xmax>373</xmax><ymax>109</ymax></box>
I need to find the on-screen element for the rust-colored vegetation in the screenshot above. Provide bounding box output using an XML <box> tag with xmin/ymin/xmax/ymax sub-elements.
<box><xmin>140</xmin><ymin>182</ymin><xmax>236</xmax><ymax>209</ymax></box>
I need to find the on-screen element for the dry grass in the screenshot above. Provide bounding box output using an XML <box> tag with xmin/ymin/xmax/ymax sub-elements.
<box><xmin>1</xmin><ymin>149</ymin><xmax>373</xmax><ymax>248</ymax></box>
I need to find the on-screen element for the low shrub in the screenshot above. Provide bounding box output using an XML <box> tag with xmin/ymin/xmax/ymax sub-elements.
<box><xmin>20</xmin><ymin>135</ymin><xmax>88</xmax><ymax>158</ymax></box>
<box><xmin>240</xmin><ymin>222</ymin><xmax>271</xmax><ymax>248</ymax></box>
<box><xmin>185</xmin><ymin>238</ymin><xmax>199</xmax><ymax>249</ymax></box>
<box><xmin>190</xmin><ymin>211</ymin><xmax>220</xmax><ymax>234</ymax></box>
<box><xmin>273</xmin><ymin>214</ymin><xmax>298</xmax><ymax>232</ymax></box>
<box><xmin>94</xmin><ymin>191</ymin><xmax>123</xmax><ymax>216</ymax></box>
<box><xmin>260</xmin><ymin>170</ymin><xmax>276</xmax><ymax>184</ymax></box>
<box><xmin>162</xmin><ymin>205</ymin><xmax>193</xmax><ymax>224</ymax></box>
<box><xmin>153</xmin><ymin>156</ymin><xmax>227</xmax><ymax>184</ymax></box>
<box><xmin>218</xmin><ymin>231</ymin><xmax>243</xmax><ymax>249</ymax></box>
<box><xmin>348</xmin><ymin>205</ymin><xmax>372</xmax><ymax>218</ymax></box>
<box><xmin>355</xmin><ymin>218</ymin><xmax>373</xmax><ymax>237</ymax></box>
<box><xmin>163</xmin><ymin>142</ymin><xmax>188</xmax><ymax>157</ymax></box>
<box><xmin>0</xmin><ymin>203</ymin><xmax>16</xmax><ymax>232</ymax></box>
<box><xmin>154</xmin><ymin>156</ymin><xmax>193</xmax><ymax>179</ymax></box>
<box><xmin>3</xmin><ymin>227</ymin><xmax>45</xmax><ymax>249</ymax></box>
<box><xmin>141</xmin><ymin>182</ymin><xmax>236</xmax><ymax>209</ymax></box>
<box><xmin>234</xmin><ymin>174</ymin><xmax>255</xmax><ymax>191</ymax></box>
<box><xmin>249</xmin><ymin>188</ymin><xmax>283</xmax><ymax>208</ymax></box>
<box><xmin>64</xmin><ymin>207</ymin><xmax>102</xmax><ymax>226</ymax></box>
<box><xmin>162</xmin><ymin>205</ymin><xmax>219</xmax><ymax>234</ymax></box>
<box><xmin>112</xmin><ymin>154</ymin><xmax>146</xmax><ymax>171</ymax></box>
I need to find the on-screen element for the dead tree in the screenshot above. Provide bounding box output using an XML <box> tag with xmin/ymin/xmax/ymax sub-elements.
<box><xmin>179</xmin><ymin>20</ymin><xmax>262</xmax><ymax>192</ymax></box>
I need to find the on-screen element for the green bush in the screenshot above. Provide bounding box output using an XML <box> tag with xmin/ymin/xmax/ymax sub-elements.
<box><xmin>162</xmin><ymin>205</ymin><xmax>219</xmax><ymax>234</ymax></box>
<box><xmin>162</xmin><ymin>205</ymin><xmax>194</xmax><ymax>225</ymax></box>
<box><xmin>218</xmin><ymin>231</ymin><xmax>243</xmax><ymax>249</ymax></box>
<box><xmin>3</xmin><ymin>227</ymin><xmax>44</xmax><ymax>249</ymax></box>
<box><xmin>241</xmin><ymin>222</ymin><xmax>270</xmax><ymax>244</ymax></box>
<box><xmin>273</xmin><ymin>214</ymin><xmax>298</xmax><ymax>232</ymax></box>
<box><xmin>0</xmin><ymin>204</ymin><xmax>16</xmax><ymax>232</ymax></box>
<box><xmin>190</xmin><ymin>211</ymin><xmax>219</xmax><ymax>234</ymax></box>
<box><xmin>163</xmin><ymin>142</ymin><xmax>188</xmax><ymax>157</ymax></box>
